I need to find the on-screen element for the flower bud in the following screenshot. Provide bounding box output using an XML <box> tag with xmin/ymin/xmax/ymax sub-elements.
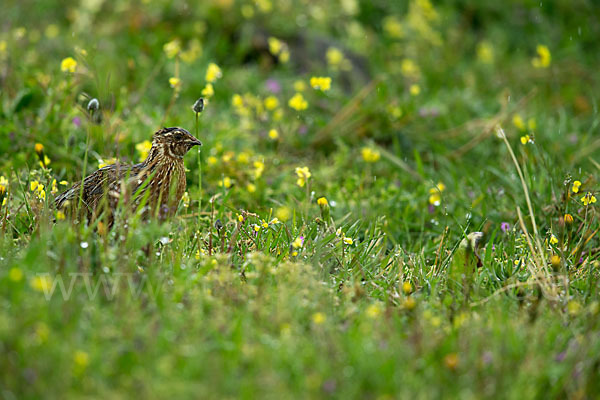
<box><xmin>87</xmin><ymin>98</ymin><xmax>99</xmax><ymax>112</ymax></box>
<box><xmin>193</xmin><ymin>97</ymin><xmax>205</xmax><ymax>113</ymax></box>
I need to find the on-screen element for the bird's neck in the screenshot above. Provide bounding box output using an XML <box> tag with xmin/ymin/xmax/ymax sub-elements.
<box><xmin>143</xmin><ymin>144</ymin><xmax>183</xmax><ymax>167</ymax></box>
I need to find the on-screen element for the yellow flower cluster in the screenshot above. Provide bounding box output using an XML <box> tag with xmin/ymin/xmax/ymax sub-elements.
<box><xmin>268</xmin><ymin>37</ymin><xmax>290</xmax><ymax>63</ymax></box>
<box><xmin>401</xmin><ymin>59</ymin><xmax>420</xmax><ymax>79</ymax></box>
<box><xmin>0</xmin><ymin>175</ymin><xmax>8</xmax><ymax>206</ymax></box>
<box><xmin>532</xmin><ymin>45</ymin><xmax>551</xmax><ymax>68</ymax></box>
<box><xmin>310</xmin><ymin>76</ymin><xmax>332</xmax><ymax>91</ymax></box>
<box><xmin>60</xmin><ymin>57</ymin><xmax>77</xmax><ymax>73</ymax></box>
<box><xmin>428</xmin><ymin>182</ymin><xmax>446</xmax><ymax>206</ymax></box>
<box><xmin>205</xmin><ymin>62</ymin><xmax>222</xmax><ymax>83</ymax></box>
<box><xmin>581</xmin><ymin>192</ymin><xmax>597</xmax><ymax>206</ymax></box>
<box><xmin>163</xmin><ymin>39</ymin><xmax>181</xmax><ymax>59</ymax></box>
<box><xmin>295</xmin><ymin>166</ymin><xmax>311</xmax><ymax>187</ymax></box>
<box><xmin>572</xmin><ymin>180</ymin><xmax>581</xmax><ymax>193</ymax></box>
<box><xmin>361</xmin><ymin>147</ymin><xmax>380</xmax><ymax>163</ymax></box>
<box><xmin>30</xmin><ymin>180</ymin><xmax>46</xmax><ymax>201</ymax></box>
<box><xmin>288</xmin><ymin>93</ymin><xmax>308</xmax><ymax>111</ymax></box>
<box><xmin>326</xmin><ymin>47</ymin><xmax>352</xmax><ymax>70</ymax></box>
<box><xmin>512</xmin><ymin>114</ymin><xmax>536</xmax><ymax>131</ymax></box>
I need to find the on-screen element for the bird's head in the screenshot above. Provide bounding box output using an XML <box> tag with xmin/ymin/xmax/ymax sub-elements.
<box><xmin>152</xmin><ymin>127</ymin><xmax>202</xmax><ymax>158</ymax></box>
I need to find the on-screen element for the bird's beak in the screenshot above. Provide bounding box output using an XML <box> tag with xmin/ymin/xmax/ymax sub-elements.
<box><xmin>188</xmin><ymin>137</ymin><xmax>202</xmax><ymax>147</ymax></box>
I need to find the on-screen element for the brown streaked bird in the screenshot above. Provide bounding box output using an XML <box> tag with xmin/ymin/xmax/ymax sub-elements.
<box><xmin>55</xmin><ymin>127</ymin><xmax>201</xmax><ymax>222</ymax></box>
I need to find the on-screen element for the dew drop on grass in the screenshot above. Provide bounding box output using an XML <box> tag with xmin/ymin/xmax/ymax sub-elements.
<box><xmin>80</xmin><ymin>241</ymin><xmax>88</xmax><ymax>249</ymax></box>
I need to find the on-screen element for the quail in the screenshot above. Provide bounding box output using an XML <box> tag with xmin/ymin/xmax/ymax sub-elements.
<box><xmin>55</xmin><ymin>127</ymin><xmax>202</xmax><ymax>222</ymax></box>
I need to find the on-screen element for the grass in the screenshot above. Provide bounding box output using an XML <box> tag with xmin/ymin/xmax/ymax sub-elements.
<box><xmin>1</xmin><ymin>0</ymin><xmax>600</xmax><ymax>398</ymax></box>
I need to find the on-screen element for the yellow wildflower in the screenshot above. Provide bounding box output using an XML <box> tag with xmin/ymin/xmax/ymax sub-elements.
<box><xmin>9</xmin><ymin>267</ymin><xmax>23</xmax><ymax>282</ymax></box>
<box><xmin>293</xmin><ymin>80</ymin><xmax>306</xmax><ymax>92</ymax></box>
<box><xmin>310</xmin><ymin>76</ymin><xmax>332</xmax><ymax>91</ymax></box>
<box><xmin>295</xmin><ymin>166</ymin><xmax>311</xmax><ymax>187</ymax></box>
<box><xmin>550</xmin><ymin>234</ymin><xmax>558</xmax><ymax>245</ymax></box>
<box><xmin>30</xmin><ymin>275</ymin><xmax>52</xmax><ymax>292</ymax></box>
<box><xmin>550</xmin><ymin>254</ymin><xmax>561</xmax><ymax>269</ymax></box>
<box><xmin>275</xmin><ymin>206</ymin><xmax>291</xmax><ymax>222</ymax></box>
<box><xmin>247</xmin><ymin>183</ymin><xmax>256</xmax><ymax>193</ymax></box>
<box><xmin>520</xmin><ymin>135</ymin><xmax>531</xmax><ymax>145</ymax></box>
<box><xmin>237</xmin><ymin>213</ymin><xmax>244</xmax><ymax>222</ymax></box>
<box><xmin>182</xmin><ymin>192</ymin><xmax>190</xmax><ymax>208</ymax></box>
<box><xmin>312</xmin><ymin>312</ymin><xmax>326</xmax><ymax>324</ymax></box>
<box><xmin>404</xmin><ymin>296</ymin><xmax>416</xmax><ymax>310</ymax></box>
<box><xmin>60</xmin><ymin>57</ymin><xmax>77</xmax><ymax>73</ymax></box>
<box><xmin>232</xmin><ymin>94</ymin><xmax>244</xmax><ymax>107</ymax></box>
<box><xmin>361</xmin><ymin>147</ymin><xmax>380</xmax><ymax>163</ymax></box>
<box><xmin>136</xmin><ymin>140</ymin><xmax>152</xmax><ymax>161</ymax></box>
<box><xmin>532</xmin><ymin>45</ymin><xmax>551</xmax><ymax>68</ymax></box>
<box><xmin>429</xmin><ymin>193</ymin><xmax>441</xmax><ymax>206</ymax></box>
<box><xmin>253</xmin><ymin>224</ymin><xmax>261</xmax><ymax>232</ymax></box>
<box><xmin>400</xmin><ymin>59</ymin><xmax>420</xmax><ymax>79</ymax></box>
<box><xmin>268</xmin><ymin>129</ymin><xmax>279</xmax><ymax>140</ymax></box>
<box><xmin>207</xmin><ymin>156</ymin><xmax>218</xmax><ymax>165</ymax></box>
<box><xmin>476</xmin><ymin>41</ymin><xmax>494</xmax><ymax>63</ymax></box>
<box><xmin>581</xmin><ymin>193</ymin><xmax>597</xmax><ymax>206</ymax></box>
<box><xmin>564</xmin><ymin>213</ymin><xmax>574</xmax><ymax>224</ymax></box>
<box><xmin>288</xmin><ymin>93</ymin><xmax>308</xmax><ymax>111</ymax></box>
<box><xmin>98</xmin><ymin>158</ymin><xmax>116</xmax><ymax>169</ymax></box>
<box><xmin>409</xmin><ymin>84</ymin><xmax>421</xmax><ymax>96</ymax></box>
<box><xmin>168</xmin><ymin>77</ymin><xmax>181</xmax><ymax>89</ymax></box>
<box><xmin>444</xmin><ymin>353</ymin><xmax>459</xmax><ymax>371</ymax></box>
<box><xmin>366</xmin><ymin>304</ymin><xmax>383</xmax><ymax>318</ymax></box>
<box><xmin>527</xmin><ymin>118</ymin><xmax>537</xmax><ymax>131</ymax></box>
<box><xmin>343</xmin><ymin>237</ymin><xmax>353</xmax><ymax>245</ymax></box>
<box><xmin>237</xmin><ymin>152</ymin><xmax>250</xmax><ymax>164</ymax></box>
<box><xmin>253</xmin><ymin>160</ymin><xmax>265</xmax><ymax>179</ymax></box>
<box><xmin>264</xmin><ymin>96</ymin><xmax>279</xmax><ymax>110</ymax></box>
<box><xmin>512</xmin><ymin>114</ymin><xmax>525</xmax><ymax>131</ymax></box>
<box><xmin>202</xmin><ymin>83</ymin><xmax>214</xmax><ymax>98</ymax></box>
<box><xmin>292</xmin><ymin>236</ymin><xmax>304</xmax><ymax>249</ymax></box>
<box><xmin>317</xmin><ymin>197</ymin><xmax>328</xmax><ymax>206</ymax></box>
<box><xmin>56</xmin><ymin>210</ymin><xmax>66</xmax><ymax>221</ymax></box>
<box><xmin>34</xmin><ymin>143</ymin><xmax>44</xmax><ymax>154</ymax></box>
<box><xmin>326</xmin><ymin>47</ymin><xmax>344</xmax><ymax>66</ymax></box>
<box><xmin>269</xmin><ymin>217</ymin><xmax>280</xmax><ymax>225</ymax></box>
<box><xmin>205</xmin><ymin>62</ymin><xmax>222</xmax><ymax>83</ymax></box>
<box><xmin>163</xmin><ymin>39</ymin><xmax>181</xmax><ymax>58</ymax></box>
<box><xmin>218</xmin><ymin>177</ymin><xmax>232</xmax><ymax>188</ymax></box>
<box><xmin>383</xmin><ymin>16</ymin><xmax>404</xmax><ymax>39</ymax></box>
<box><xmin>195</xmin><ymin>248</ymin><xmax>206</xmax><ymax>260</ymax></box>
<box><xmin>572</xmin><ymin>180</ymin><xmax>581</xmax><ymax>193</ymax></box>
<box><xmin>268</xmin><ymin>37</ymin><xmax>283</xmax><ymax>55</ymax></box>
<box><xmin>73</xmin><ymin>350</ymin><xmax>90</xmax><ymax>369</ymax></box>
<box><xmin>402</xmin><ymin>281</ymin><xmax>413</xmax><ymax>294</ymax></box>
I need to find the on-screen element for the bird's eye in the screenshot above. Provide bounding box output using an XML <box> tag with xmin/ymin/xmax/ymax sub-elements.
<box><xmin>175</xmin><ymin>133</ymin><xmax>183</xmax><ymax>140</ymax></box>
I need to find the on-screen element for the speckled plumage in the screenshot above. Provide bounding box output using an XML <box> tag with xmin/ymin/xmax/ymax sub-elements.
<box><xmin>55</xmin><ymin>127</ymin><xmax>201</xmax><ymax>222</ymax></box>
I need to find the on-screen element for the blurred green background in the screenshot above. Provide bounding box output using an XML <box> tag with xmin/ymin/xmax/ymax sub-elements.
<box><xmin>1</xmin><ymin>0</ymin><xmax>599</xmax><ymax>398</ymax></box>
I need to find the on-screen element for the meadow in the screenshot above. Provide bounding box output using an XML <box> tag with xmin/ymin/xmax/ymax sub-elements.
<box><xmin>1</xmin><ymin>0</ymin><xmax>599</xmax><ymax>398</ymax></box>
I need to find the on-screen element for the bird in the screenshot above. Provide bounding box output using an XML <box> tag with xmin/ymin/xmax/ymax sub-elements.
<box><xmin>55</xmin><ymin>127</ymin><xmax>202</xmax><ymax>223</ymax></box>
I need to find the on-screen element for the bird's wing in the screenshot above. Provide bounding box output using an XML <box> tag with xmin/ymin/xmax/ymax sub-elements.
<box><xmin>54</xmin><ymin>164</ymin><xmax>125</xmax><ymax>210</ymax></box>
